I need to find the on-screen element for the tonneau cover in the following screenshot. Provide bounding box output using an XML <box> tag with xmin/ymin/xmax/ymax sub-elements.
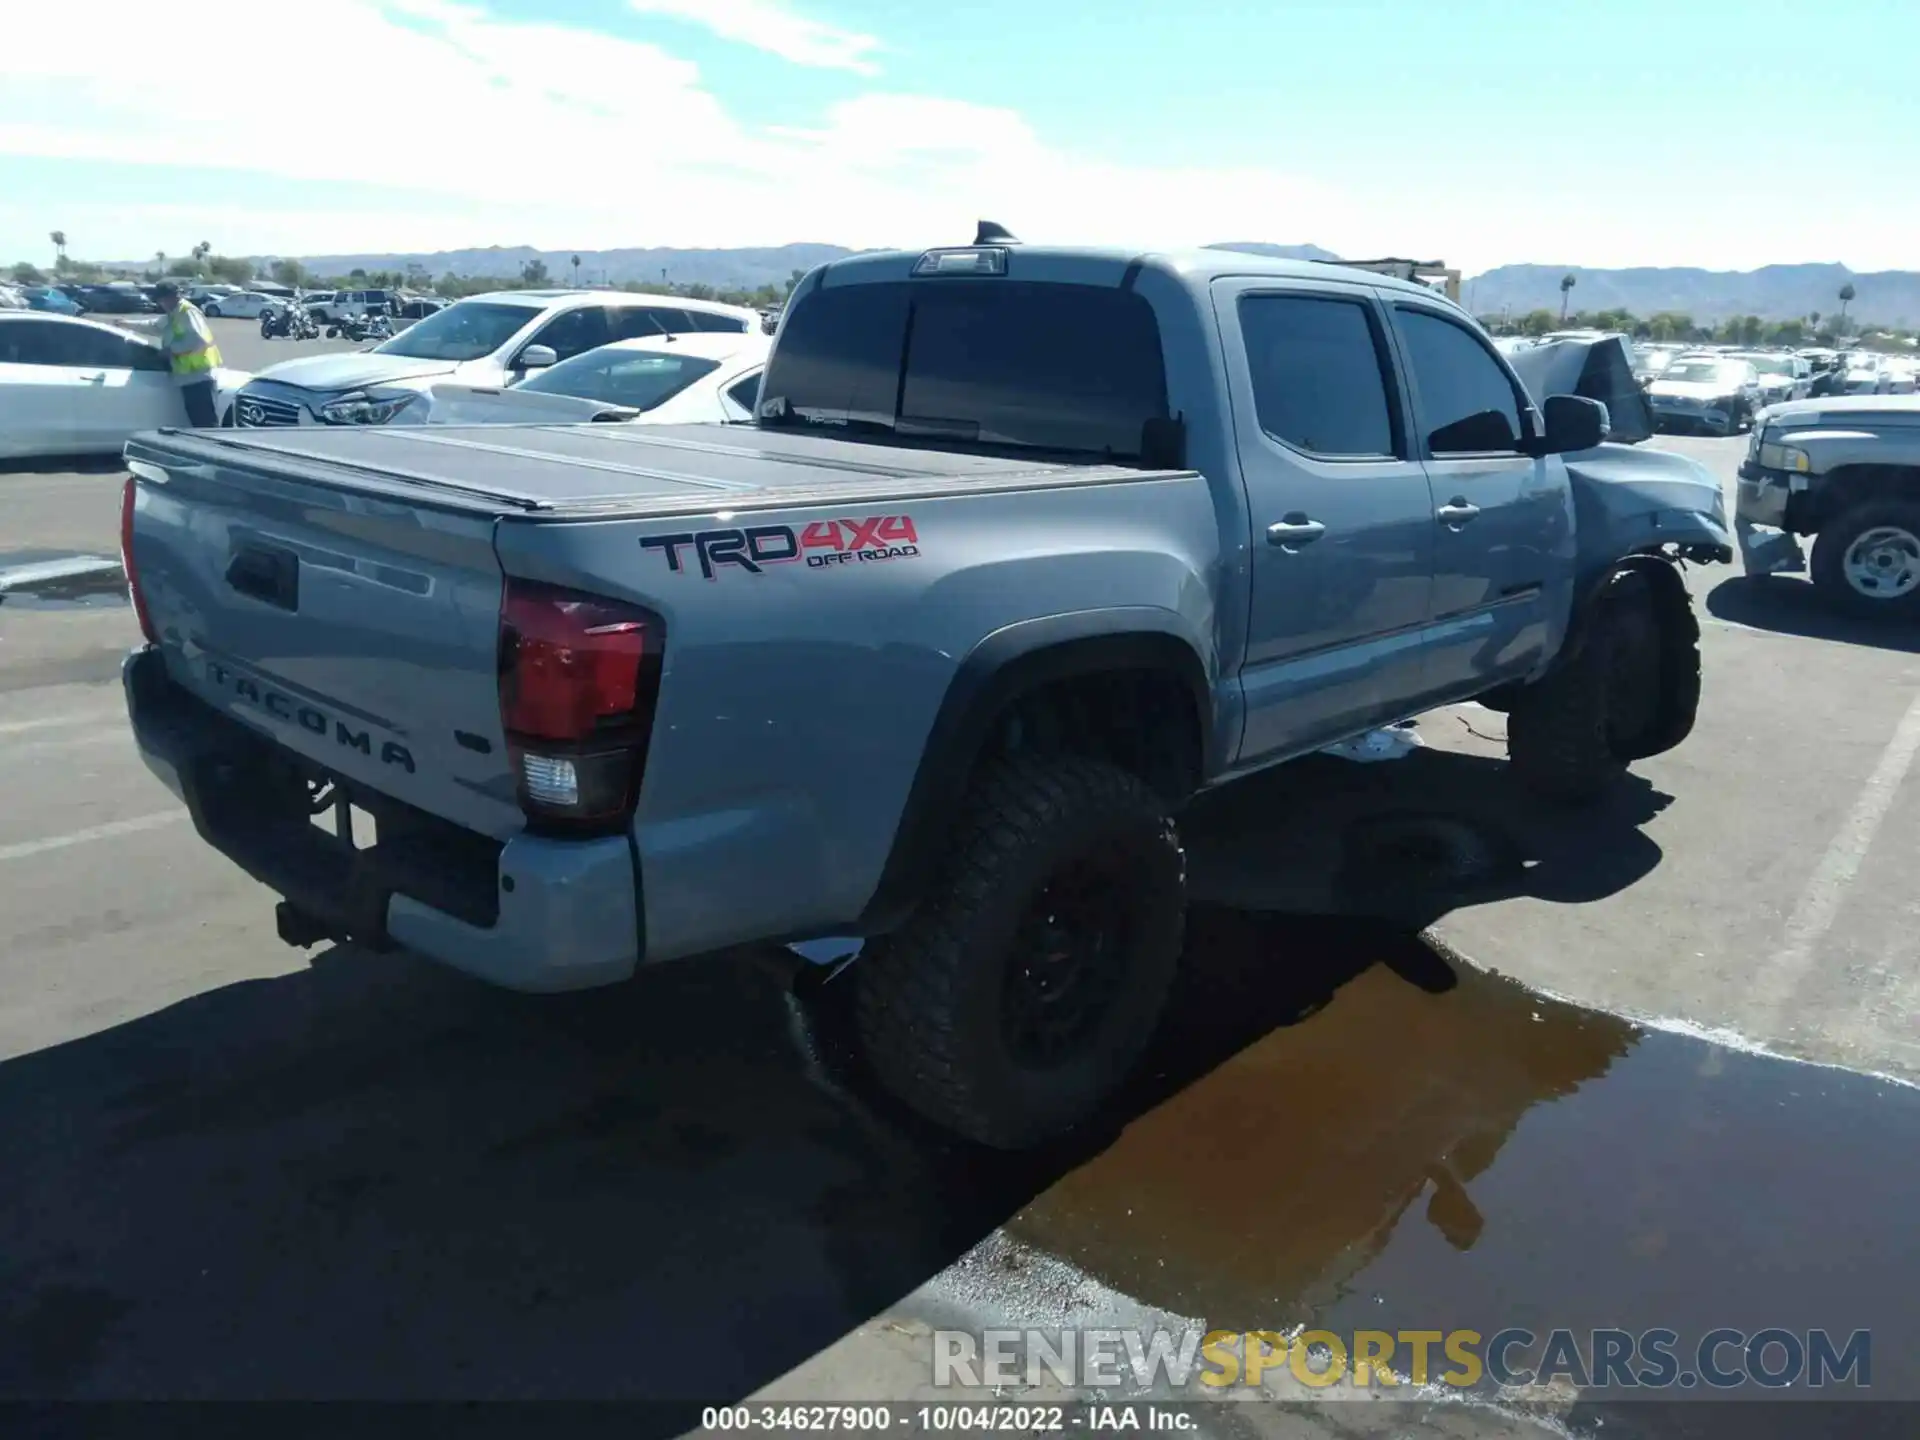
<box><xmin>129</xmin><ymin>423</ymin><xmax>1183</xmax><ymax>518</ymax></box>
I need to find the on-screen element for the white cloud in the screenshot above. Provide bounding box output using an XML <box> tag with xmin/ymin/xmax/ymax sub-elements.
<box><xmin>0</xmin><ymin>0</ymin><xmax>1340</xmax><ymax>261</ymax></box>
<box><xmin>627</xmin><ymin>0</ymin><xmax>882</xmax><ymax>75</ymax></box>
<box><xmin>2</xmin><ymin>0</ymin><xmax>1907</xmax><ymax>271</ymax></box>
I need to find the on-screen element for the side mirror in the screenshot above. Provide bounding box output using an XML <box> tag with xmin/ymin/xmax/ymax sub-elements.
<box><xmin>1536</xmin><ymin>393</ymin><xmax>1610</xmax><ymax>454</ymax></box>
<box><xmin>517</xmin><ymin>344</ymin><xmax>557</xmax><ymax>371</ymax></box>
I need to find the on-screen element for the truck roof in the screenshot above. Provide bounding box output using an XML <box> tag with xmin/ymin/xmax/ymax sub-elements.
<box><xmin>811</xmin><ymin>244</ymin><xmax>1468</xmax><ymax>312</ymax></box>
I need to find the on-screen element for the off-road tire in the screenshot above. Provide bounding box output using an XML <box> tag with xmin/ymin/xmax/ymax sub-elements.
<box><xmin>1508</xmin><ymin>571</ymin><xmax>1674</xmax><ymax>805</ymax></box>
<box><xmin>1810</xmin><ymin>500</ymin><xmax>1920</xmax><ymax>622</ymax></box>
<box><xmin>854</xmin><ymin>756</ymin><xmax>1186</xmax><ymax>1149</ymax></box>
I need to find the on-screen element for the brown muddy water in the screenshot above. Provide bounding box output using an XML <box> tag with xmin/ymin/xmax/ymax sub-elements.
<box><xmin>1000</xmin><ymin>908</ymin><xmax>1919</xmax><ymax>1431</ymax></box>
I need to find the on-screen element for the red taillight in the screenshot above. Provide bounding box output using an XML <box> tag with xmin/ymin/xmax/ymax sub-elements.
<box><xmin>120</xmin><ymin>476</ymin><xmax>158</xmax><ymax>645</ymax></box>
<box><xmin>497</xmin><ymin>578</ymin><xmax>665</xmax><ymax>831</ymax></box>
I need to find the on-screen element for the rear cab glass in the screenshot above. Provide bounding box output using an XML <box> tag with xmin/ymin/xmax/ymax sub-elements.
<box><xmin>757</xmin><ymin>279</ymin><xmax>1169</xmax><ymax>462</ymax></box>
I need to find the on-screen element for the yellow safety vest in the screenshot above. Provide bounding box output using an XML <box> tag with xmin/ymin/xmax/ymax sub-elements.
<box><xmin>165</xmin><ymin>302</ymin><xmax>224</xmax><ymax>377</ymax></box>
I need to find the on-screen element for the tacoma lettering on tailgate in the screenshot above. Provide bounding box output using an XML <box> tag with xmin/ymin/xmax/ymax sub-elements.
<box><xmin>641</xmin><ymin>516</ymin><xmax>920</xmax><ymax>579</ymax></box>
<box><xmin>207</xmin><ymin>661</ymin><xmax>416</xmax><ymax>773</ymax></box>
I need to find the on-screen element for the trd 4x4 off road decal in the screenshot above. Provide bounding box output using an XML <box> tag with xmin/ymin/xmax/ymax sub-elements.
<box><xmin>641</xmin><ymin>515</ymin><xmax>920</xmax><ymax>579</ymax></box>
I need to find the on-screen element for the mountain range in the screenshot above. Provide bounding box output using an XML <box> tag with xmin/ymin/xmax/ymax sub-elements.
<box><xmin>263</xmin><ymin>241</ymin><xmax>1918</xmax><ymax>325</ymax></box>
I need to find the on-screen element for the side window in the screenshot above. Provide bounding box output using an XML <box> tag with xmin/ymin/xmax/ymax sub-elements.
<box><xmin>687</xmin><ymin>309</ymin><xmax>750</xmax><ymax>334</ymax></box>
<box><xmin>723</xmin><ymin>371</ymin><xmax>762</xmax><ymax>418</ymax></box>
<box><xmin>1392</xmin><ymin>308</ymin><xmax>1527</xmax><ymax>455</ymax></box>
<box><xmin>62</xmin><ymin>327</ymin><xmax>141</xmax><ymax>369</ymax></box>
<box><xmin>1237</xmin><ymin>293</ymin><xmax>1399</xmax><ymax>458</ymax></box>
<box><xmin>124</xmin><ymin>337</ymin><xmax>172</xmax><ymax>373</ymax></box>
<box><xmin>0</xmin><ymin>320</ymin><xmax>75</xmax><ymax>365</ymax></box>
<box><xmin>531</xmin><ymin>306</ymin><xmax>611</xmax><ymax>361</ymax></box>
<box><xmin>610</xmin><ymin>307</ymin><xmax>659</xmax><ymax>340</ymax></box>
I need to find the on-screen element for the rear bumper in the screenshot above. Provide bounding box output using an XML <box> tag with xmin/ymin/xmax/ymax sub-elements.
<box><xmin>124</xmin><ymin>646</ymin><xmax>640</xmax><ymax>992</ymax></box>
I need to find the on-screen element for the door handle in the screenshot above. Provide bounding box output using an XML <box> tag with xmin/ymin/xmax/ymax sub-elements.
<box><xmin>1267</xmin><ymin>516</ymin><xmax>1327</xmax><ymax>547</ymax></box>
<box><xmin>1436</xmin><ymin>499</ymin><xmax>1481</xmax><ymax>527</ymax></box>
<box><xmin>77</xmin><ymin>371</ymin><xmax>106</xmax><ymax>383</ymax></box>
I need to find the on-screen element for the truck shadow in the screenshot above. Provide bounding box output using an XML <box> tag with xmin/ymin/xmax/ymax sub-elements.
<box><xmin>0</xmin><ymin>752</ymin><xmax>1661</xmax><ymax>1417</ymax></box>
<box><xmin>1706</xmin><ymin>573</ymin><xmax>1920</xmax><ymax>653</ymax></box>
<box><xmin>1182</xmin><ymin>743</ymin><xmax>1669</xmax><ymax>926</ymax></box>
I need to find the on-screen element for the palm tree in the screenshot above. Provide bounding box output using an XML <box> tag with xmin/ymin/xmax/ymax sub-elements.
<box><xmin>1558</xmin><ymin>273</ymin><xmax>1576</xmax><ymax>322</ymax></box>
<box><xmin>1810</xmin><ymin>311</ymin><xmax>1821</xmax><ymax>328</ymax></box>
<box><xmin>571</xmin><ymin>254</ymin><xmax>581</xmax><ymax>287</ymax></box>
<box><xmin>1838</xmin><ymin>283</ymin><xmax>1856</xmax><ymax>332</ymax></box>
<box><xmin>192</xmin><ymin>241</ymin><xmax>212</xmax><ymax>273</ymax></box>
<box><xmin>49</xmin><ymin>229</ymin><xmax>67</xmax><ymax>270</ymax></box>
<box><xmin>153</xmin><ymin>250</ymin><xmax>166</xmax><ymax>278</ymax></box>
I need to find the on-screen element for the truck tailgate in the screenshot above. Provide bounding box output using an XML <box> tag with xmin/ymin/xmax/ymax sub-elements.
<box><xmin>125</xmin><ymin>434</ymin><xmax>522</xmax><ymax>840</ymax></box>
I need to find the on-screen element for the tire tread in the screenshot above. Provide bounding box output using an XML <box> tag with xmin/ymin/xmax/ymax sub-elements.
<box><xmin>854</xmin><ymin>755</ymin><xmax>1181</xmax><ymax>1147</ymax></box>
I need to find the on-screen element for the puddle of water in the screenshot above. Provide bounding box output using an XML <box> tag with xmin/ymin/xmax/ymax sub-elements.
<box><xmin>0</xmin><ymin>551</ymin><xmax>129</xmax><ymax>610</ymax></box>
<box><xmin>1002</xmin><ymin>911</ymin><xmax>1920</xmax><ymax>1404</ymax></box>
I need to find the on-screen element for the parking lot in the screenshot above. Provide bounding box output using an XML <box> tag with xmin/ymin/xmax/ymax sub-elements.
<box><xmin>3</xmin><ymin>345</ymin><xmax>1919</xmax><ymax>1435</ymax></box>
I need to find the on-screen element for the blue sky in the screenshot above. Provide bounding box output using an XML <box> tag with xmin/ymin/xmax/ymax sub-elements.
<box><xmin>1</xmin><ymin>0</ymin><xmax>1911</xmax><ymax>272</ymax></box>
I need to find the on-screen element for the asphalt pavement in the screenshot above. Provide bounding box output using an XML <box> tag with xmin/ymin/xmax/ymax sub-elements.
<box><xmin>2</xmin><ymin>421</ymin><xmax>1916</xmax><ymax>1435</ymax></box>
<box><xmin>214</xmin><ymin>314</ymin><xmax>364</xmax><ymax>373</ymax></box>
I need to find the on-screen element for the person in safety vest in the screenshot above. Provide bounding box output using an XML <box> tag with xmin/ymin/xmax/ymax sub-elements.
<box><xmin>153</xmin><ymin>280</ymin><xmax>224</xmax><ymax>426</ymax></box>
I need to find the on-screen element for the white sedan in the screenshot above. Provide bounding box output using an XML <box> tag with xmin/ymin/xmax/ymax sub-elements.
<box><xmin>0</xmin><ymin>313</ymin><xmax>249</xmax><ymax>459</ymax></box>
<box><xmin>409</xmin><ymin>332</ymin><xmax>770</xmax><ymax>427</ymax></box>
<box><xmin>203</xmin><ymin>291</ymin><xmax>280</xmax><ymax>319</ymax></box>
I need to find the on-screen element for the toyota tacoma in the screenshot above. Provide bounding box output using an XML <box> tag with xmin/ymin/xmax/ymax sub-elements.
<box><xmin>120</xmin><ymin>231</ymin><xmax>1728</xmax><ymax>1148</ymax></box>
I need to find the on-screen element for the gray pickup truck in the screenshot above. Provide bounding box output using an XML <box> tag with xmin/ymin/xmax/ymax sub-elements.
<box><xmin>119</xmin><ymin>236</ymin><xmax>1730</xmax><ymax>1147</ymax></box>
<box><xmin>1737</xmin><ymin>394</ymin><xmax>1920</xmax><ymax>618</ymax></box>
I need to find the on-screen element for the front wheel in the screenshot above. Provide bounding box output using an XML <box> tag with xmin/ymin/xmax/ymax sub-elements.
<box><xmin>854</xmin><ymin>756</ymin><xmax>1186</xmax><ymax>1149</ymax></box>
<box><xmin>1507</xmin><ymin>570</ymin><xmax>1691</xmax><ymax>804</ymax></box>
<box><xmin>1811</xmin><ymin>501</ymin><xmax>1920</xmax><ymax>620</ymax></box>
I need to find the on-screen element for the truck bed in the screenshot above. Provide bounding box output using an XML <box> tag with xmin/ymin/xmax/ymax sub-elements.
<box><xmin>128</xmin><ymin>423</ymin><xmax>1183</xmax><ymax>519</ymax></box>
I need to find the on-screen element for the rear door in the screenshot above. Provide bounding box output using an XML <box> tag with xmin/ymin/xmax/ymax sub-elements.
<box><xmin>0</xmin><ymin>319</ymin><xmax>76</xmax><ymax>453</ymax></box>
<box><xmin>1213</xmin><ymin>279</ymin><xmax>1437</xmax><ymax>762</ymax></box>
<box><xmin>1383</xmin><ymin>300</ymin><xmax>1567</xmax><ymax>699</ymax></box>
<box><xmin>0</xmin><ymin>319</ymin><xmax>166</xmax><ymax>454</ymax></box>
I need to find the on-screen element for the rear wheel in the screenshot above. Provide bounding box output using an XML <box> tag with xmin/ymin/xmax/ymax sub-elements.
<box><xmin>1811</xmin><ymin>501</ymin><xmax>1920</xmax><ymax>621</ymax></box>
<box><xmin>855</xmin><ymin>756</ymin><xmax>1185</xmax><ymax>1149</ymax></box>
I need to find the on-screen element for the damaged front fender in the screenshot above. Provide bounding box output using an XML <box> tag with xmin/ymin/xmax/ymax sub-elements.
<box><xmin>1566</xmin><ymin>444</ymin><xmax>1734</xmax><ymax>571</ymax></box>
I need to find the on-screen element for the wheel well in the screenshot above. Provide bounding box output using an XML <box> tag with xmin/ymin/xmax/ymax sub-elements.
<box><xmin>984</xmin><ymin>667</ymin><xmax>1202</xmax><ymax>806</ymax></box>
<box><xmin>856</xmin><ymin>630</ymin><xmax>1209</xmax><ymax>935</ymax></box>
<box><xmin>1811</xmin><ymin>465</ymin><xmax>1920</xmax><ymax>529</ymax></box>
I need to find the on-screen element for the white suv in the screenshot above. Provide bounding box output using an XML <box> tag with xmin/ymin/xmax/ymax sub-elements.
<box><xmin>232</xmin><ymin>288</ymin><xmax>758</xmax><ymax>428</ymax></box>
